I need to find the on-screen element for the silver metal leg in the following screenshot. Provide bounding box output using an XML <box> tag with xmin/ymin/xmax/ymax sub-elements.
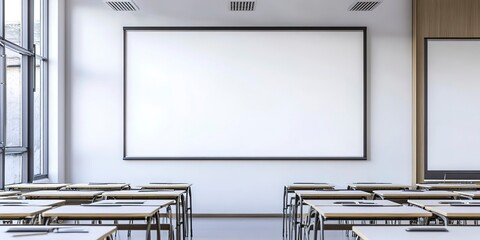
<box><xmin>155</xmin><ymin>212</ymin><xmax>161</xmax><ymax>240</ymax></box>
<box><xmin>146</xmin><ymin>216</ymin><xmax>152</xmax><ymax>240</ymax></box>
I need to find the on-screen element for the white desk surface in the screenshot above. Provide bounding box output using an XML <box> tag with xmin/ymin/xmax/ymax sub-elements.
<box><xmin>348</xmin><ymin>183</ymin><xmax>410</xmax><ymax>190</ymax></box>
<box><xmin>0</xmin><ymin>206</ymin><xmax>51</xmax><ymax>218</ymax></box>
<box><xmin>425</xmin><ymin>205</ymin><xmax>480</xmax><ymax>218</ymax></box>
<box><xmin>408</xmin><ymin>199</ymin><xmax>480</xmax><ymax>207</ymax></box>
<box><xmin>0</xmin><ymin>200</ymin><xmax>65</xmax><ymax>207</ymax></box>
<box><xmin>5</xmin><ymin>183</ymin><xmax>69</xmax><ymax>190</ymax></box>
<box><xmin>304</xmin><ymin>200</ymin><xmax>400</xmax><ymax>207</ymax></box>
<box><xmin>67</xmin><ymin>183</ymin><xmax>130</xmax><ymax>190</ymax></box>
<box><xmin>91</xmin><ymin>199</ymin><xmax>174</xmax><ymax>207</ymax></box>
<box><xmin>417</xmin><ymin>183</ymin><xmax>480</xmax><ymax>190</ymax></box>
<box><xmin>138</xmin><ymin>183</ymin><xmax>192</xmax><ymax>189</ymax></box>
<box><xmin>312</xmin><ymin>205</ymin><xmax>432</xmax><ymax>219</ymax></box>
<box><xmin>295</xmin><ymin>190</ymin><xmax>371</xmax><ymax>199</ymax></box>
<box><xmin>286</xmin><ymin>183</ymin><xmax>335</xmax><ymax>190</ymax></box>
<box><xmin>0</xmin><ymin>226</ymin><xmax>116</xmax><ymax>240</ymax></box>
<box><xmin>454</xmin><ymin>190</ymin><xmax>480</xmax><ymax>198</ymax></box>
<box><xmin>353</xmin><ymin>226</ymin><xmax>480</xmax><ymax>240</ymax></box>
<box><xmin>42</xmin><ymin>205</ymin><xmax>160</xmax><ymax>218</ymax></box>
<box><xmin>103</xmin><ymin>190</ymin><xmax>185</xmax><ymax>199</ymax></box>
<box><xmin>23</xmin><ymin>190</ymin><xmax>104</xmax><ymax>199</ymax></box>
<box><xmin>0</xmin><ymin>191</ymin><xmax>20</xmax><ymax>197</ymax></box>
<box><xmin>373</xmin><ymin>190</ymin><xmax>458</xmax><ymax>198</ymax></box>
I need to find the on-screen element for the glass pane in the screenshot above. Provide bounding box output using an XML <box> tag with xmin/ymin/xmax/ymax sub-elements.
<box><xmin>5</xmin><ymin>0</ymin><xmax>23</xmax><ymax>45</ymax></box>
<box><xmin>5</xmin><ymin>154</ymin><xmax>23</xmax><ymax>185</ymax></box>
<box><xmin>34</xmin><ymin>0</ymin><xmax>44</xmax><ymax>56</ymax></box>
<box><xmin>6</xmin><ymin>48</ymin><xmax>23</xmax><ymax>147</ymax></box>
<box><xmin>33</xmin><ymin>58</ymin><xmax>44</xmax><ymax>176</ymax></box>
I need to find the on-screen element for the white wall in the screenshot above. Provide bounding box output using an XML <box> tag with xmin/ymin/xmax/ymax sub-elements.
<box><xmin>63</xmin><ymin>0</ymin><xmax>412</xmax><ymax>213</ymax></box>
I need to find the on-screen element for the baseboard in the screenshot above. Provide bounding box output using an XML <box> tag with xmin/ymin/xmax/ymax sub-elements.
<box><xmin>192</xmin><ymin>213</ymin><xmax>282</xmax><ymax>218</ymax></box>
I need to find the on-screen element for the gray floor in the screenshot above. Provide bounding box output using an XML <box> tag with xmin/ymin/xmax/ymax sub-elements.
<box><xmin>125</xmin><ymin>217</ymin><xmax>353</xmax><ymax>240</ymax></box>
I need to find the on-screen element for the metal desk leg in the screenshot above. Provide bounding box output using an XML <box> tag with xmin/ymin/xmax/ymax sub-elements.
<box><xmin>293</xmin><ymin>194</ymin><xmax>299</xmax><ymax>240</ymax></box>
<box><xmin>320</xmin><ymin>216</ymin><xmax>325</xmax><ymax>240</ymax></box>
<box><xmin>176</xmin><ymin>197</ymin><xmax>181</xmax><ymax>240</ymax></box>
<box><xmin>167</xmin><ymin>206</ymin><xmax>173</xmax><ymax>240</ymax></box>
<box><xmin>146</xmin><ymin>216</ymin><xmax>152</xmax><ymax>240</ymax></box>
<box><xmin>181</xmin><ymin>194</ymin><xmax>187</xmax><ymax>240</ymax></box>
<box><xmin>283</xmin><ymin>186</ymin><xmax>287</xmax><ymax>237</ymax></box>
<box><xmin>298</xmin><ymin>196</ymin><xmax>304</xmax><ymax>240</ymax></box>
<box><xmin>312</xmin><ymin>211</ymin><xmax>319</xmax><ymax>240</ymax></box>
<box><xmin>155</xmin><ymin>212</ymin><xmax>162</xmax><ymax>240</ymax></box>
<box><xmin>188</xmin><ymin>186</ymin><xmax>193</xmax><ymax>237</ymax></box>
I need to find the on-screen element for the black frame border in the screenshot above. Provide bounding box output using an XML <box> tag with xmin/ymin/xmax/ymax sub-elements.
<box><xmin>123</xmin><ymin>26</ymin><xmax>368</xmax><ymax>161</ymax></box>
<box><xmin>424</xmin><ymin>37</ymin><xmax>480</xmax><ymax>180</ymax></box>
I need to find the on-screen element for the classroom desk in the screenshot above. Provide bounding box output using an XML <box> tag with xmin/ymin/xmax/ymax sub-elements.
<box><xmin>298</xmin><ymin>200</ymin><xmax>399</xmax><ymax>240</ymax></box>
<box><xmin>0</xmin><ymin>200</ymin><xmax>65</xmax><ymax>207</ymax></box>
<box><xmin>139</xmin><ymin>183</ymin><xmax>193</xmax><ymax>237</ymax></box>
<box><xmin>0</xmin><ymin>226</ymin><xmax>117</xmax><ymax>240</ymax></box>
<box><xmin>353</xmin><ymin>226</ymin><xmax>480</xmax><ymax>240</ymax></box>
<box><xmin>102</xmin><ymin>190</ymin><xmax>185</xmax><ymax>240</ymax></box>
<box><xmin>373</xmin><ymin>190</ymin><xmax>458</xmax><ymax>203</ymax></box>
<box><xmin>292</xmin><ymin>190</ymin><xmax>370</xmax><ymax>240</ymax></box>
<box><xmin>43</xmin><ymin>205</ymin><xmax>161</xmax><ymax>240</ymax></box>
<box><xmin>408</xmin><ymin>199</ymin><xmax>480</xmax><ymax>208</ymax></box>
<box><xmin>454</xmin><ymin>190</ymin><xmax>480</xmax><ymax>199</ymax></box>
<box><xmin>5</xmin><ymin>183</ymin><xmax>69</xmax><ymax>192</ymax></box>
<box><xmin>92</xmin><ymin>199</ymin><xmax>175</xmax><ymax>240</ymax></box>
<box><xmin>282</xmin><ymin>183</ymin><xmax>335</xmax><ymax>238</ymax></box>
<box><xmin>0</xmin><ymin>191</ymin><xmax>21</xmax><ymax>197</ymax></box>
<box><xmin>304</xmin><ymin>200</ymin><xmax>400</xmax><ymax>207</ymax></box>
<box><xmin>425</xmin><ymin>205</ymin><xmax>480</xmax><ymax>224</ymax></box>
<box><xmin>23</xmin><ymin>190</ymin><xmax>104</xmax><ymax>204</ymax></box>
<box><xmin>347</xmin><ymin>183</ymin><xmax>410</xmax><ymax>192</ymax></box>
<box><xmin>66</xmin><ymin>183</ymin><xmax>130</xmax><ymax>191</ymax></box>
<box><xmin>416</xmin><ymin>183</ymin><xmax>480</xmax><ymax>190</ymax></box>
<box><xmin>0</xmin><ymin>206</ymin><xmax>51</xmax><ymax>223</ymax></box>
<box><xmin>310</xmin><ymin>205</ymin><xmax>432</xmax><ymax>240</ymax></box>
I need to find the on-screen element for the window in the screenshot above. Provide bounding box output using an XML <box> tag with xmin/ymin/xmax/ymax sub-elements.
<box><xmin>0</xmin><ymin>0</ymin><xmax>48</xmax><ymax>187</ymax></box>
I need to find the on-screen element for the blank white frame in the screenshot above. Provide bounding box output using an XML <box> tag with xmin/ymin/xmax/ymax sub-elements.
<box><xmin>426</xmin><ymin>38</ymin><xmax>480</xmax><ymax>178</ymax></box>
<box><xmin>123</xmin><ymin>27</ymin><xmax>367</xmax><ymax>160</ymax></box>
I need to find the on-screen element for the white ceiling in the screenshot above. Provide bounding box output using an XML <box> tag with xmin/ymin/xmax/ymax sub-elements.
<box><xmin>97</xmin><ymin>0</ymin><xmax>405</xmax><ymax>24</ymax></box>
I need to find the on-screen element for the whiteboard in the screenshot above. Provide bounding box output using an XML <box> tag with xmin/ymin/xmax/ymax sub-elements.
<box><xmin>124</xmin><ymin>27</ymin><xmax>366</xmax><ymax>159</ymax></box>
<box><xmin>426</xmin><ymin>39</ymin><xmax>480</xmax><ymax>173</ymax></box>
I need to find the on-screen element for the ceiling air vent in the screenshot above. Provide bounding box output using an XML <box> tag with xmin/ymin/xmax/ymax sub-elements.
<box><xmin>348</xmin><ymin>1</ymin><xmax>382</xmax><ymax>11</ymax></box>
<box><xmin>104</xmin><ymin>0</ymin><xmax>139</xmax><ymax>11</ymax></box>
<box><xmin>230</xmin><ymin>1</ymin><xmax>256</xmax><ymax>11</ymax></box>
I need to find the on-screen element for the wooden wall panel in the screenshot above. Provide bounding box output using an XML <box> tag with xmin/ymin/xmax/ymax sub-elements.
<box><xmin>414</xmin><ymin>0</ymin><xmax>480</xmax><ymax>183</ymax></box>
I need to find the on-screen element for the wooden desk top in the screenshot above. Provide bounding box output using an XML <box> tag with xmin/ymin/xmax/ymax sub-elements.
<box><xmin>42</xmin><ymin>205</ymin><xmax>160</xmax><ymax>219</ymax></box>
<box><xmin>425</xmin><ymin>205</ymin><xmax>480</xmax><ymax>218</ymax></box>
<box><xmin>0</xmin><ymin>206</ymin><xmax>51</xmax><ymax>218</ymax></box>
<box><xmin>138</xmin><ymin>183</ymin><xmax>192</xmax><ymax>190</ymax></box>
<box><xmin>348</xmin><ymin>183</ymin><xmax>410</xmax><ymax>190</ymax></box>
<box><xmin>23</xmin><ymin>190</ymin><xmax>103</xmax><ymax>199</ymax></box>
<box><xmin>5</xmin><ymin>183</ymin><xmax>69</xmax><ymax>190</ymax></box>
<box><xmin>312</xmin><ymin>205</ymin><xmax>432</xmax><ymax>219</ymax></box>
<box><xmin>91</xmin><ymin>199</ymin><xmax>174</xmax><ymax>207</ymax></box>
<box><xmin>417</xmin><ymin>183</ymin><xmax>480</xmax><ymax>190</ymax></box>
<box><xmin>0</xmin><ymin>200</ymin><xmax>65</xmax><ymax>207</ymax></box>
<box><xmin>286</xmin><ymin>183</ymin><xmax>335</xmax><ymax>190</ymax></box>
<box><xmin>353</xmin><ymin>226</ymin><xmax>480</xmax><ymax>240</ymax></box>
<box><xmin>295</xmin><ymin>190</ymin><xmax>371</xmax><ymax>199</ymax></box>
<box><xmin>103</xmin><ymin>190</ymin><xmax>185</xmax><ymax>199</ymax></box>
<box><xmin>0</xmin><ymin>191</ymin><xmax>20</xmax><ymax>197</ymax></box>
<box><xmin>373</xmin><ymin>190</ymin><xmax>458</xmax><ymax>198</ymax></box>
<box><xmin>454</xmin><ymin>190</ymin><xmax>480</xmax><ymax>198</ymax></box>
<box><xmin>408</xmin><ymin>199</ymin><xmax>480</xmax><ymax>207</ymax></box>
<box><xmin>67</xmin><ymin>183</ymin><xmax>130</xmax><ymax>190</ymax></box>
<box><xmin>0</xmin><ymin>226</ymin><xmax>117</xmax><ymax>240</ymax></box>
<box><xmin>304</xmin><ymin>200</ymin><xmax>399</xmax><ymax>207</ymax></box>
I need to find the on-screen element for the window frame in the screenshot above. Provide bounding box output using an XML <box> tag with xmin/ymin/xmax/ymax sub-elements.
<box><xmin>0</xmin><ymin>0</ymin><xmax>49</xmax><ymax>187</ymax></box>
